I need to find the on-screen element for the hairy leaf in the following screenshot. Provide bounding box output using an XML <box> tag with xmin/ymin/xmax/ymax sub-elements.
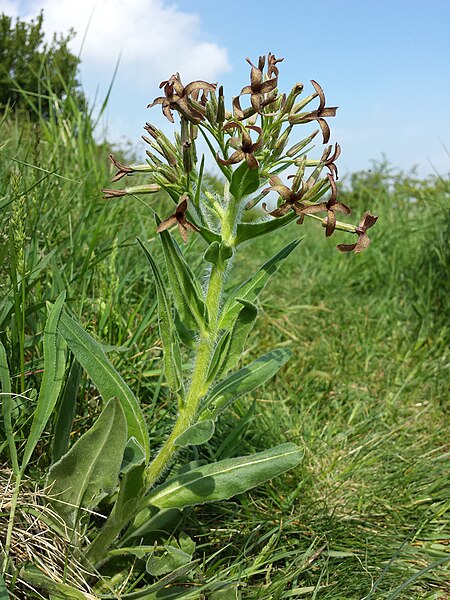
<box><xmin>52</xmin><ymin>355</ymin><xmax>82</xmax><ymax>464</ymax></box>
<box><xmin>157</xmin><ymin>217</ymin><xmax>206</xmax><ymax>331</ymax></box>
<box><xmin>47</xmin><ymin>397</ymin><xmax>127</xmax><ymax>528</ymax></box>
<box><xmin>202</xmin><ymin>348</ymin><xmax>291</xmax><ymax>420</ymax></box>
<box><xmin>144</xmin><ymin>443</ymin><xmax>303</xmax><ymax>509</ymax></box>
<box><xmin>137</xmin><ymin>238</ymin><xmax>183</xmax><ymax>394</ymax></box>
<box><xmin>220</xmin><ymin>239</ymin><xmax>301</xmax><ymax>329</ymax></box>
<box><xmin>174</xmin><ymin>419</ymin><xmax>215</xmax><ymax>447</ymax></box>
<box><xmin>208</xmin><ymin>299</ymin><xmax>258</xmax><ymax>383</ymax></box>
<box><xmin>230</xmin><ymin>161</ymin><xmax>261</xmax><ymax>200</ymax></box>
<box><xmin>58</xmin><ymin>312</ymin><xmax>150</xmax><ymax>461</ymax></box>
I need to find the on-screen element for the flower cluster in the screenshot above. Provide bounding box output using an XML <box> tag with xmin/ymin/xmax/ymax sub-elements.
<box><xmin>101</xmin><ymin>53</ymin><xmax>377</xmax><ymax>251</ymax></box>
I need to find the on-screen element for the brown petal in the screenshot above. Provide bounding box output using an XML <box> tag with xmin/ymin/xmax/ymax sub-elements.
<box><xmin>301</xmin><ymin>203</ymin><xmax>327</xmax><ymax>215</ymax></box>
<box><xmin>354</xmin><ymin>234</ymin><xmax>371</xmax><ymax>253</ymax></box>
<box><xmin>245</xmin><ymin>153</ymin><xmax>259</xmax><ymax>169</ymax></box>
<box><xmin>184</xmin><ymin>80</ymin><xmax>217</xmax><ymax>96</ymax></box>
<box><xmin>310</xmin><ymin>80</ymin><xmax>325</xmax><ymax>112</ymax></box>
<box><xmin>318</xmin><ymin>118</ymin><xmax>331</xmax><ymax>144</ymax></box>
<box><xmin>336</xmin><ymin>242</ymin><xmax>357</xmax><ymax>253</ymax></box>
<box><xmin>101</xmin><ymin>188</ymin><xmax>128</xmax><ymax>199</ymax></box>
<box><xmin>216</xmin><ymin>150</ymin><xmax>245</xmax><ymax>166</ymax></box>
<box><xmin>157</xmin><ymin>214</ymin><xmax>178</xmax><ymax>233</ymax></box>
<box><xmin>262</xmin><ymin>202</ymin><xmax>290</xmax><ymax>217</ymax></box>
<box><xmin>325</xmin><ymin>209</ymin><xmax>336</xmax><ymax>237</ymax></box>
<box><xmin>333</xmin><ymin>202</ymin><xmax>352</xmax><ymax>215</ymax></box>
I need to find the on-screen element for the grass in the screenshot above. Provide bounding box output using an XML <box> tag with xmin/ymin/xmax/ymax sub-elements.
<box><xmin>0</xmin><ymin>86</ymin><xmax>449</xmax><ymax>599</ymax></box>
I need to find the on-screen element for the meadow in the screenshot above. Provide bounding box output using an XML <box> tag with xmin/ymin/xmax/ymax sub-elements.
<box><xmin>0</xmin><ymin>82</ymin><xmax>449</xmax><ymax>599</ymax></box>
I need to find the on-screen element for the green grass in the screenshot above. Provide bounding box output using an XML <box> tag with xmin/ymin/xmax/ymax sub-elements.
<box><xmin>1</xmin><ymin>88</ymin><xmax>449</xmax><ymax>599</ymax></box>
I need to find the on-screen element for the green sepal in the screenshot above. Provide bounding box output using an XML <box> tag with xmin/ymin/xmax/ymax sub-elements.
<box><xmin>156</xmin><ymin>215</ymin><xmax>206</xmax><ymax>331</ymax></box>
<box><xmin>230</xmin><ymin>161</ymin><xmax>261</xmax><ymax>200</ymax></box>
<box><xmin>220</xmin><ymin>239</ymin><xmax>302</xmax><ymax>330</ymax></box>
<box><xmin>174</xmin><ymin>419</ymin><xmax>215</xmax><ymax>448</ymax></box>
<box><xmin>137</xmin><ymin>238</ymin><xmax>184</xmax><ymax>394</ymax></box>
<box><xmin>207</xmin><ymin>299</ymin><xmax>258</xmax><ymax>383</ymax></box>
<box><xmin>143</xmin><ymin>443</ymin><xmax>303</xmax><ymax>510</ymax></box>
<box><xmin>201</xmin><ymin>348</ymin><xmax>291</xmax><ymax>421</ymax></box>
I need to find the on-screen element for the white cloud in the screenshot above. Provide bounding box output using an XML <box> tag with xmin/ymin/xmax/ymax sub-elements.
<box><xmin>17</xmin><ymin>0</ymin><xmax>230</xmax><ymax>84</ymax></box>
<box><xmin>0</xmin><ymin>0</ymin><xmax>19</xmax><ymax>18</ymax></box>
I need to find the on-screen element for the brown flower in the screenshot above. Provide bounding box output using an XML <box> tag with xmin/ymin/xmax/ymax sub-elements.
<box><xmin>102</xmin><ymin>188</ymin><xmax>128</xmax><ymax>199</ymax></box>
<box><xmin>289</xmin><ymin>80</ymin><xmax>338</xmax><ymax>144</ymax></box>
<box><xmin>322</xmin><ymin>143</ymin><xmax>341</xmax><ymax>180</ymax></box>
<box><xmin>239</xmin><ymin>54</ymin><xmax>280</xmax><ymax>113</ymax></box>
<box><xmin>217</xmin><ymin>122</ymin><xmax>263</xmax><ymax>169</ymax></box>
<box><xmin>337</xmin><ymin>212</ymin><xmax>378</xmax><ymax>253</ymax></box>
<box><xmin>148</xmin><ymin>73</ymin><xmax>216</xmax><ymax>124</ymax></box>
<box><xmin>262</xmin><ymin>176</ymin><xmax>306</xmax><ymax>223</ymax></box>
<box><xmin>301</xmin><ymin>175</ymin><xmax>351</xmax><ymax>236</ymax></box>
<box><xmin>157</xmin><ymin>195</ymin><xmax>200</xmax><ymax>243</ymax></box>
<box><xmin>108</xmin><ymin>154</ymin><xmax>133</xmax><ymax>182</ymax></box>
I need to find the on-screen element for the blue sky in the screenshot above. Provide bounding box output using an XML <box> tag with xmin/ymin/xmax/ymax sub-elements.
<box><xmin>3</xmin><ymin>0</ymin><xmax>450</xmax><ymax>177</ymax></box>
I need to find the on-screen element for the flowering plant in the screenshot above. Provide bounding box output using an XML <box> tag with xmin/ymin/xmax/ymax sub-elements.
<box><xmin>39</xmin><ymin>53</ymin><xmax>377</xmax><ymax>593</ymax></box>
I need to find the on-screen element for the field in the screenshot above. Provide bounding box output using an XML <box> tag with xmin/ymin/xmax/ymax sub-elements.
<box><xmin>0</xmin><ymin>93</ymin><xmax>449</xmax><ymax>599</ymax></box>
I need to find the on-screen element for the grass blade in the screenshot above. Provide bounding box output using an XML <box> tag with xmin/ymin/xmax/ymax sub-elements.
<box><xmin>20</xmin><ymin>291</ymin><xmax>67</xmax><ymax>474</ymax></box>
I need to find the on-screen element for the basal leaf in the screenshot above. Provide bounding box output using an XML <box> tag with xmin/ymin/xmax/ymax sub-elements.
<box><xmin>202</xmin><ymin>348</ymin><xmax>291</xmax><ymax>421</ymax></box>
<box><xmin>157</xmin><ymin>216</ymin><xmax>206</xmax><ymax>331</ymax></box>
<box><xmin>146</xmin><ymin>544</ymin><xmax>193</xmax><ymax>577</ymax></box>
<box><xmin>19</xmin><ymin>567</ymin><xmax>89</xmax><ymax>599</ymax></box>
<box><xmin>0</xmin><ymin>571</ymin><xmax>8</xmax><ymax>600</ymax></box>
<box><xmin>58</xmin><ymin>312</ymin><xmax>150</xmax><ymax>461</ymax></box>
<box><xmin>174</xmin><ymin>419</ymin><xmax>215</xmax><ymax>447</ymax></box>
<box><xmin>137</xmin><ymin>238</ymin><xmax>183</xmax><ymax>394</ymax></box>
<box><xmin>144</xmin><ymin>443</ymin><xmax>303</xmax><ymax>509</ymax></box>
<box><xmin>220</xmin><ymin>239</ymin><xmax>302</xmax><ymax>330</ymax></box>
<box><xmin>47</xmin><ymin>397</ymin><xmax>127</xmax><ymax>528</ymax></box>
<box><xmin>21</xmin><ymin>291</ymin><xmax>67</xmax><ymax>474</ymax></box>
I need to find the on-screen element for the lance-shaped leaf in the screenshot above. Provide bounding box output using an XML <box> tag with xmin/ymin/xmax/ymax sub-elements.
<box><xmin>58</xmin><ymin>312</ymin><xmax>150</xmax><ymax>461</ymax></box>
<box><xmin>157</xmin><ymin>216</ymin><xmax>206</xmax><ymax>331</ymax></box>
<box><xmin>208</xmin><ymin>299</ymin><xmax>258</xmax><ymax>383</ymax></box>
<box><xmin>201</xmin><ymin>348</ymin><xmax>291</xmax><ymax>421</ymax></box>
<box><xmin>52</xmin><ymin>355</ymin><xmax>82</xmax><ymax>464</ymax></box>
<box><xmin>235</xmin><ymin>210</ymin><xmax>298</xmax><ymax>245</ymax></box>
<box><xmin>220</xmin><ymin>239</ymin><xmax>301</xmax><ymax>330</ymax></box>
<box><xmin>46</xmin><ymin>398</ymin><xmax>127</xmax><ymax>528</ymax></box>
<box><xmin>21</xmin><ymin>291</ymin><xmax>67</xmax><ymax>474</ymax></box>
<box><xmin>143</xmin><ymin>443</ymin><xmax>302</xmax><ymax>509</ymax></box>
<box><xmin>229</xmin><ymin>160</ymin><xmax>261</xmax><ymax>200</ymax></box>
<box><xmin>18</xmin><ymin>569</ymin><xmax>90</xmax><ymax>600</ymax></box>
<box><xmin>137</xmin><ymin>238</ymin><xmax>183</xmax><ymax>394</ymax></box>
<box><xmin>86</xmin><ymin>437</ymin><xmax>147</xmax><ymax>565</ymax></box>
<box><xmin>174</xmin><ymin>419</ymin><xmax>215</xmax><ymax>448</ymax></box>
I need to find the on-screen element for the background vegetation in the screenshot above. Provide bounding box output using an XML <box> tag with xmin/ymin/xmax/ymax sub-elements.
<box><xmin>0</xmin><ymin>13</ymin><xmax>449</xmax><ymax>599</ymax></box>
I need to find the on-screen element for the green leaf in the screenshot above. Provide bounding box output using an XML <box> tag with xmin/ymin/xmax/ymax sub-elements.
<box><xmin>146</xmin><ymin>543</ymin><xmax>193</xmax><ymax>577</ymax></box>
<box><xmin>0</xmin><ymin>339</ymin><xmax>19</xmax><ymax>472</ymax></box>
<box><xmin>52</xmin><ymin>355</ymin><xmax>82</xmax><ymax>464</ymax></box>
<box><xmin>236</xmin><ymin>210</ymin><xmax>298</xmax><ymax>245</ymax></box>
<box><xmin>144</xmin><ymin>443</ymin><xmax>303</xmax><ymax>509</ymax></box>
<box><xmin>21</xmin><ymin>291</ymin><xmax>67</xmax><ymax>474</ymax></box>
<box><xmin>0</xmin><ymin>572</ymin><xmax>8</xmax><ymax>600</ymax></box>
<box><xmin>46</xmin><ymin>397</ymin><xmax>127</xmax><ymax>528</ymax></box>
<box><xmin>230</xmin><ymin>161</ymin><xmax>261</xmax><ymax>200</ymax></box>
<box><xmin>86</xmin><ymin>438</ymin><xmax>146</xmax><ymax>565</ymax></box>
<box><xmin>157</xmin><ymin>216</ymin><xmax>206</xmax><ymax>331</ymax></box>
<box><xmin>137</xmin><ymin>238</ymin><xmax>183</xmax><ymax>394</ymax></box>
<box><xmin>208</xmin><ymin>299</ymin><xmax>258</xmax><ymax>383</ymax></box>
<box><xmin>19</xmin><ymin>567</ymin><xmax>89</xmax><ymax>599</ymax></box>
<box><xmin>58</xmin><ymin>312</ymin><xmax>150</xmax><ymax>462</ymax></box>
<box><xmin>202</xmin><ymin>349</ymin><xmax>291</xmax><ymax>420</ymax></box>
<box><xmin>121</xmin><ymin>437</ymin><xmax>146</xmax><ymax>474</ymax></box>
<box><xmin>204</xmin><ymin>241</ymin><xmax>233</xmax><ymax>265</ymax></box>
<box><xmin>220</xmin><ymin>239</ymin><xmax>302</xmax><ymax>330</ymax></box>
<box><xmin>174</xmin><ymin>419</ymin><xmax>215</xmax><ymax>447</ymax></box>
